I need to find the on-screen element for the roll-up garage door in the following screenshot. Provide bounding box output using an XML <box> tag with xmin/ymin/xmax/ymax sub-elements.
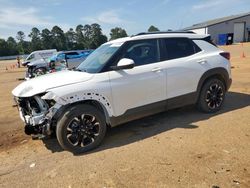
<box><xmin>234</xmin><ymin>22</ymin><xmax>245</xmax><ymax>43</ymax></box>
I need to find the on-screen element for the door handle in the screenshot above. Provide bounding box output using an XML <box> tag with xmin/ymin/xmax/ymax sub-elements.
<box><xmin>152</xmin><ymin>67</ymin><xmax>162</xmax><ymax>72</ymax></box>
<box><xmin>197</xmin><ymin>59</ymin><xmax>207</xmax><ymax>64</ymax></box>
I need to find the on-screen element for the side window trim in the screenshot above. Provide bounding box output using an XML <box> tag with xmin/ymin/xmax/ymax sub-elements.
<box><xmin>160</xmin><ymin>38</ymin><xmax>168</xmax><ymax>61</ymax></box>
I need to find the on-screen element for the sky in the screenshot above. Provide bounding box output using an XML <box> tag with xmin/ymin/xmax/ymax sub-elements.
<box><xmin>0</xmin><ymin>0</ymin><xmax>250</xmax><ymax>40</ymax></box>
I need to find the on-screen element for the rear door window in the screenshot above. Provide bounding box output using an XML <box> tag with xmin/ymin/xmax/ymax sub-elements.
<box><xmin>163</xmin><ymin>38</ymin><xmax>199</xmax><ymax>60</ymax></box>
<box><xmin>65</xmin><ymin>52</ymin><xmax>83</xmax><ymax>59</ymax></box>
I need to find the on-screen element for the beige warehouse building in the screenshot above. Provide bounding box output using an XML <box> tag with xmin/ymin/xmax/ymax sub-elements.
<box><xmin>184</xmin><ymin>12</ymin><xmax>250</xmax><ymax>45</ymax></box>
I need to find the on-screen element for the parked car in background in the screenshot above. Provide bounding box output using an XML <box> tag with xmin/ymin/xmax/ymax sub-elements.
<box><xmin>25</xmin><ymin>50</ymin><xmax>93</xmax><ymax>78</ymax></box>
<box><xmin>25</xmin><ymin>58</ymin><xmax>52</xmax><ymax>79</ymax></box>
<box><xmin>50</xmin><ymin>50</ymin><xmax>94</xmax><ymax>69</ymax></box>
<box><xmin>22</xmin><ymin>49</ymin><xmax>57</xmax><ymax>66</ymax></box>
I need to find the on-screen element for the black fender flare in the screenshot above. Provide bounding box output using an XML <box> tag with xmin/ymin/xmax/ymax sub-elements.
<box><xmin>196</xmin><ymin>67</ymin><xmax>231</xmax><ymax>101</ymax></box>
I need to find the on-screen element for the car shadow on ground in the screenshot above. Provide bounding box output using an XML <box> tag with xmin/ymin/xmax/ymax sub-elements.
<box><xmin>42</xmin><ymin>91</ymin><xmax>250</xmax><ymax>154</ymax></box>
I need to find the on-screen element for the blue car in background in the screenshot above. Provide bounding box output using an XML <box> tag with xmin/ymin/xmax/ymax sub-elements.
<box><xmin>26</xmin><ymin>50</ymin><xmax>93</xmax><ymax>78</ymax></box>
<box><xmin>50</xmin><ymin>50</ymin><xmax>93</xmax><ymax>69</ymax></box>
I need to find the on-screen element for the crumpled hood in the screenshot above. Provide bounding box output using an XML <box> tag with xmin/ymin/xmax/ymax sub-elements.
<box><xmin>12</xmin><ymin>70</ymin><xmax>94</xmax><ymax>97</ymax></box>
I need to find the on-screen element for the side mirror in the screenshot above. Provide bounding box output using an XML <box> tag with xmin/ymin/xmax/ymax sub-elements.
<box><xmin>111</xmin><ymin>58</ymin><xmax>135</xmax><ymax>70</ymax></box>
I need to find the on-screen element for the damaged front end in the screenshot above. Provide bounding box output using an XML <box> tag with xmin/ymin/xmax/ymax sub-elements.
<box><xmin>14</xmin><ymin>94</ymin><xmax>62</xmax><ymax>137</ymax></box>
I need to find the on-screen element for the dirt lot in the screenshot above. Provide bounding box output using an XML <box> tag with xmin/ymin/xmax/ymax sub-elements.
<box><xmin>0</xmin><ymin>43</ymin><xmax>250</xmax><ymax>188</ymax></box>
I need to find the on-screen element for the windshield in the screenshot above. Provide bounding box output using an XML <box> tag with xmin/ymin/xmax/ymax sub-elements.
<box><xmin>77</xmin><ymin>44</ymin><xmax>120</xmax><ymax>73</ymax></box>
<box><xmin>26</xmin><ymin>54</ymin><xmax>35</xmax><ymax>61</ymax></box>
<box><xmin>49</xmin><ymin>52</ymin><xmax>62</xmax><ymax>62</ymax></box>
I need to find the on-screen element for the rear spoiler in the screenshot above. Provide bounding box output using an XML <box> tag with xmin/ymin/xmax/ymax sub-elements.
<box><xmin>191</xmin><ymin>35</ymin><xmax>217</xmax><ymax>47</ymax></box>
<box><xmin>203</xmin><ymin>36</ymin><xmax>217</xmax><ymax>47</ymax></box>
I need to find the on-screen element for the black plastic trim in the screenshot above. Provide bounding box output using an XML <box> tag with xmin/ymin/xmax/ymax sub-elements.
<box><xmin>192</xmin><ymin>36</ymin><xmax>217</xmax><ymax>47</ymax></box>
<box><xmin>110</xmin><ymin>92</ymin><xmax>196</xmax><ymax>127</ymax></box>
<box><xmin>134</xmin><ymin>31</ymin><xmax>195</xmax><ymax>36</ymax></box>
<box><xmin>197</xmin><ymin>67</ymin><xmax>231</xmax><ymax>93</ymax></box>
<box><xmin>110</xmin><ymin>63</ymin><xmax>135</xmax><ymax>70</ymax></box>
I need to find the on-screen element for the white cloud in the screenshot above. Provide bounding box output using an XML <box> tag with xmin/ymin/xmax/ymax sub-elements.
<box><xmin>98</xmin><ymin>11</ymin><xmax>123</xmax><ymax>24</ymax></box>
<box><xmin>0</xmin><ymin>7</ymin><xmax>54</xmax><ymax>27</ymax></box>
<box><xmin>82</xmin><ymin>10</ymin><xmax>127</xmax><ymax>25</ymax></box>
<box><xmin>0</xmin><ymin>5</ymin><xmax>72</xmax><ymax>39</ymax></box>
<box><xmin>192</xmin><ymin>1</ymin><xmax>221</xmax><ymax>9</ymax></box>
<box><xmin>192</xmin><ymin>0</ymin><xmax>239</xmax><ymax>10</ymax></box>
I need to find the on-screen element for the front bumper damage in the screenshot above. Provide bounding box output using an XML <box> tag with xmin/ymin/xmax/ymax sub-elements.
<box><xmin>14</xmin><ymin>95</ymin><xmax>62</xmax><ymax>136</ymax></box>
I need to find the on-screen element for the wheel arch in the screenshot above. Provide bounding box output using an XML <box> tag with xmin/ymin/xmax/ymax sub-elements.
<box><xmin>53</xmin><ymin>98</ymin><xmax>112</xmax><ymax>127</ymax></box>
<box><xmin>196</xmin><ymin>67</ymin><xmax>230</xmax><ymax>102</ymax></box>
<box><xmin>78</xmin><ymin>99</ymin><xmax>111</xmax><ymax>126</ymax></box>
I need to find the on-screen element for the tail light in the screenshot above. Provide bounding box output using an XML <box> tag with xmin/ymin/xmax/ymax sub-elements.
<box><xmin>220</xmin><ymin>52</ymin><xmax>230</xmax><ymax>60</ymax></box>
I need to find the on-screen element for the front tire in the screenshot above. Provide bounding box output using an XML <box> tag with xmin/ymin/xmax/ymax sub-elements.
<box><xmin>197</xmin><ymin>78</ymin><xmax>226</xmax><ymax>113</ymax></box>
<box><xmin>56</xmin><ymin>104</ymin><xmax>106</xmax><ymax>154</ymax></box>
<box><xmin>34</xmin><ymin>67</ymin><xmax>46</xmax><ymax>77</ymax></box>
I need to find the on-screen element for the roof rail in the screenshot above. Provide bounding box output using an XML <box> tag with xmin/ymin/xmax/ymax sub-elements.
<box><xmin>134</xmin><ymin>30</ymin><xmax>195</xmax><ymax>36</ymax></box>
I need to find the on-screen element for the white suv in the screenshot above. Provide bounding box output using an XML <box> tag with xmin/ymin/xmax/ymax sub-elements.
<box><xmin>12</xmin><ymin>32</ymin><xmax>232</xmax><ymax>153</ymax></box>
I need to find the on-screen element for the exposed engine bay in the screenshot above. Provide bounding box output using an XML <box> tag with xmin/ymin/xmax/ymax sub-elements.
<box><xmin>14</xmin><ymin>95</ymin><xmax>61</xmax><ymax>136</ymax></box>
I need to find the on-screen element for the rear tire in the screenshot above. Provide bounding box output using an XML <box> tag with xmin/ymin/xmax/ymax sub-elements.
<box><xmin>197</xmin><ymin>78</ymin><xmax>226</xmax><ymax>113</ymax></box>
<box><xmin>56</xmin><ymin>104</ymin><xmax>106</xmax><ymax>154</ymax></box>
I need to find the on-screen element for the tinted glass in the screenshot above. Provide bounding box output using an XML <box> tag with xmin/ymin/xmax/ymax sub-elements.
<box><xmin>27</xmin><ymin>54</ymin><xmax>35</xmax><ymax>60</ymax></box>
<box><xmin>121</xmin><ymin>39</ymin><xmax>159</xmax><ymax>66</ymax></box>
<box><xmin>65</xmin><ymin>52</ymin><xmax>79</xmax><ymax>55</ymax></box>
<box><xmin>57</xmin><ymin>53</ymin><xmax>65</xmax><ymax>60</ymax></box>
<box><xmin>164</xmin><ymin>38</ymin><xmax>196</xmax><ymax>60</ymax></box>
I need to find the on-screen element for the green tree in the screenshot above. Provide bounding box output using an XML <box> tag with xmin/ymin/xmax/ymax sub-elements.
<box><xmin>75</xmin><ymin>24</ymin><xmax>85</xmax><ymax>49</ymax></box>
<box><xmin>65</xmin><ymin>28</ymin><xmax>76</xmax><ymax>50</ymax></box>
<box><xmin>16</xmin><ymin>31</ymin><xmax>26</xmax><ymax>54</ymax></box>
<box><xmin>0</xmin><ymin>39</ymin><xmax>9</xmax><ymax>56</ymax></box>
<box><xmin>148</xmin><ymin>25</ymin><xmax>160</xmax><ymax>32</ymax></box>
<box><xmin>110</xmin><ymin>27</ymin><xmax>128</xmax><ymax>41</ymax></box>
<box><xmin>41</xmin><ymin>28</ymin><xmax>53</xmax><ymax>49</ymax></box>
<box><xmin>7</xmin><ymin>37</ymin><xmax>18</xmax><ymax>55</ymax></box>
<box><xmin>16</xmin><ymin>31</ymin><xmax>25</xmax><ymax>42</ymax></box>
<box><xmin>22</xmin><ymin>41</ymin><xmax>31</xmax><ymax>54</ymax></box>
<box><xmin>29</xmin><ymin>27</ymin><xmax>41</xmax><ymax>51</ymax></box>
<box><xmin>82</xmin><ymin>24</ymin><xmax>92</xmax><ymax>48</ymax></box>
<box><xmin>87</xmin><ymin>23</ymin><xmax>107</xmax><ymax>49</ymax></box>
<box><xmin>51</xmin><ymin>25</ymin><xmax>66</xmax><ymax>50</ymax></box>
<box><xmin>0</xmin><ymin>23</ymin><xmax>110</xmax><ymax>56</ymax></box>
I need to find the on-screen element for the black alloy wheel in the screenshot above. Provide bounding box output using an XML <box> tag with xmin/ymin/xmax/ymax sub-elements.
<box><xmin>66</xmin><ymin>114</ymin><xmax>101</xmax><ymax>147</ymax></box>
<box><xmin>56</xmin><ymin>104</ymin><xmax>106</xmax><ymax>154</ymax></box>
<box><xmin>197</xmin><ymin>78</ymin><xmax>226</xmax><ymax>113</ymax></box>
<box><xmin>205</xmin><ymin>83</ymin><xmax>224</xmax><ymax>110</ymax></box>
